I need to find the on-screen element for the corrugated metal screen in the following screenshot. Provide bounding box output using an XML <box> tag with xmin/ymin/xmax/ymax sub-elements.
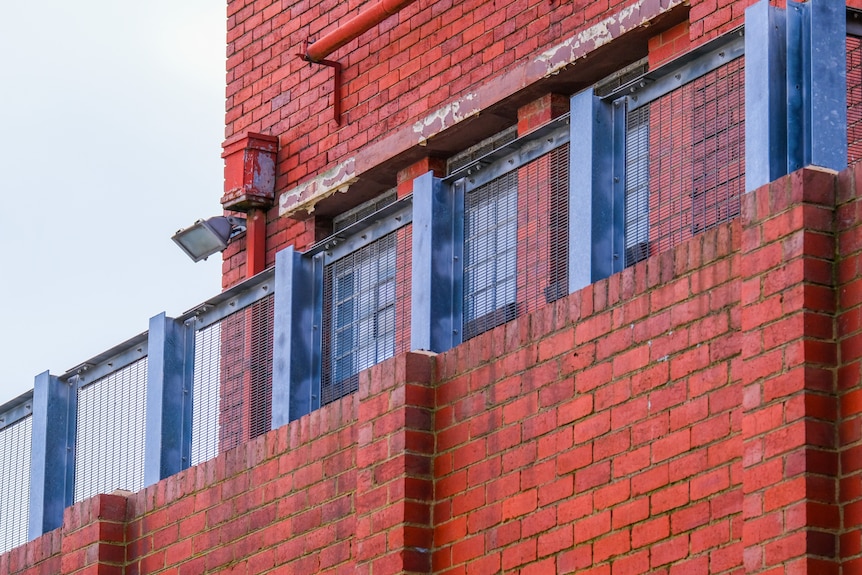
<box><xmin>191</xmin><ymin>294</ymin><xmax>274</xmax><ymax>464</ymax></box>
<box><xmin>0</xmin><ymin>415</ymin><xmax>31</xmax><ymax>554</ymax></box>
<box><xmin>848</xmin><ymin>34</ymin><xmax>862</xmax><ymax>165</ymax></box>
<box><xmin>462</xmin><ymin>143</ymin><xmax>570</xmax><ymax>340</ymax></box>
<box><xmin>321</xmin><ymin>227</ymin><xmax>412</xmax><ymax>405</ymax></box>
<box><xmin>624</xmin><ymin>57</ymin><xmax>745</xmax><ymax>265</ymax></box>
<box><xmin>74</xmin><ymin>358</ymin><xmax>148</xmax><ymax>502</ymax></box>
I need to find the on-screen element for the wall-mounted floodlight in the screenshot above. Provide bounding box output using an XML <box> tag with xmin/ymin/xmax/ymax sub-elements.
<box><xmin>172</xmin><ymin>216</ymin><xmax>247</xmax><ymax>262</ymax></box>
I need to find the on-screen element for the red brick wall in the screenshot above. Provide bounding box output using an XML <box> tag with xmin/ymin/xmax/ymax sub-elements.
<box><xmin>10</xmin><ymin>166</ymin><xmax>862</xmax><ymax>574</ymax></box>
<box><xmin>648</xmin><ymin>21</ymin><xmax>692</xmax><ymax>68</ymax></box>
<box><xmin>434</xmin><ymin>203</ymin><xmax>743</xmax><ymax>574</ymax></box>
<box><xmin>740</xmin><ymin>168</ymin><xmax>840</xmax><ymax>574</ymax></box>
<box><xmin>124</xmin><ymin>394</ymin><xmax>361</xmax><ymax>575</ymax></box>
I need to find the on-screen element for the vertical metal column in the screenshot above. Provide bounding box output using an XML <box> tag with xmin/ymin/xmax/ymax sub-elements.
<box><xmin>570</xmin><ymin>87</ymin><xmax>619</xmax><ymax>289</ymax></box>
<box><xmin>411</xmin><ymin>171</ymin><xmax>460</xmax><ymax>353</ymax></box>
<box><xmin>28</xmin><ymin>371</ymin><xmax>76</xmax><ymax>539</ymax></box>
<box><xmin>748</xmin><ymin>0</ymin><xmax>847</xmax><ymax>187</ymax></box>
<box><xmin>272</xmin><ymin>246</ymin><xmax>321</xmax><ymax>427</ymax></box>
<box><xmin>799</xmin><ymin>0</ymin><xmax>847</xmax><ymax>171</ymax></box>
<box><xmin>745</xmin><ymin>0</ymin><xmax>788</xmax><ymax>192</ymax></box>
<box><xmin>144</xmin><ymin>313</ymin><xmax>193</xmax><ymax>487</ymax></box>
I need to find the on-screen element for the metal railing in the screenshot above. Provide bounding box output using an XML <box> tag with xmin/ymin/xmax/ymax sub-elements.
<box><xmin>848</xmin><ymin>31</ymin><xmax>862</xmax><ymax>166</ymax></box>
<box><xmin>618</xmin><ymin>42</ymin><xmax>745</xmax><ymax>266</ymax></box>
<box><xmin>73</xmin><ymin>355</ymin><xmax>148</xmax><ymax>502</ymax></box>
<box><xmin>0</xmin><ymin>395</ymin><xmax>32</xmax><ymax>555</ymax></box>
<box><xmin>179</xmin><ymin>269</ymin><xmax>275</xmax><ymax>465</ymax></box>
<box><xmin>0</xmin><ymin>267</ymin><xmax>276</xmax><ymax>548</ymax></box>
<box><xmin>189</xmin><ymin>291</ymin><xmax>274</xmax><ymax>463</ymax></box>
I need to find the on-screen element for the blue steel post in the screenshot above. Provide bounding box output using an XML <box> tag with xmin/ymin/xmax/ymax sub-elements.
<box><xmin>786</xmin><ymin>1</ymin><xmax>806</xmax><ymax>173</ymax></box>
<box><xmin>806</xmin><ymin>0</ymin><xmax>847</xmax><ymax>171</ymax></box>
<box><xmin>745</xmin><ymin>0</ymin><xmax>788</xmax><ymax>192</ymax></box>
<box><xmin>144</xmin><ymin>313</ymin><xmax>193</xmax><ymax>487</ymax></box>
<box><xmin>272</xmin><ymin>246</ymin><xmax>320</xmax><ymax>427</ymax></box>
<box><xmin>411</xmin><ymin>172</ymin><xmax>457</xmax><ymax>353</ymax></box>
<box><xmin>451</xmin><ymin>180</ymin><xmax>465</xmax><ymax>348</ymax></box>
<box><xmin>570</xmin><ymin>87</ymin><xmax>617</xmax><ymax>289</ymax></box>
<box><xmin>28</xmin><ymin>371</ymin><xmax>76</xmax><ymax>539</ymax></box>
<box><xmin>786</xmin><ymin>0</ymin><xmax>847</xmax><ymax>173</ymax></box>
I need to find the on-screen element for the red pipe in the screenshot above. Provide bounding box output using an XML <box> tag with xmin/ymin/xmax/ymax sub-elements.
<box><xmin>304</xmin><ymin>0</ymin><xmax>420</xmax><ymax>62</ymax></box>
<box><xmin>246</xmin><ymin>208</ymin><xmax>266</xmax><ymax>278</ymax></box>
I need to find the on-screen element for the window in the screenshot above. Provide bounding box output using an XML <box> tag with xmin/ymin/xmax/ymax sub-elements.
<box><xmin>452</xmin><ymin>120</ymin><xmax>571</xmax><ymax>341</ymax></box>
<box><xmin>463</xmin><ymin>172</ymin><xmax>519</xmax><ymax>340</ymax></box>
<box><xmin>322</xmin><ymin>234</ymin><xmax>397</xmax><ymax>404</ymax></box>
<box><xmin>310</xmin><ymin>191</ymin><xmax>413</xmax><ymax>406</ymax></box>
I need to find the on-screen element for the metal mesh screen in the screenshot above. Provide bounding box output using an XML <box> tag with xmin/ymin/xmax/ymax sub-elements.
<box><xmin>624</xmin><ymin>56</ymin><xmax>745</xmax><ymax>266</ymax></box>
<box><xmin>848</xmin><ymin>35</ymin><xmax>862</xmax><ymax>165</ymax></box>
<box><xmin>333</xmin><ymin>189</ymin><xmax>397</xmax><ymax>232</ymax></box>
<box><xmin>0</xmin><ymin>415</ymin><xmax>32</xmax><ymax>554</ymax></box>
<box><xmin>74</xmin><ymin>358</ymin><xmax>147</xmax><ymax>502</ymax></box>
<box><xmin>191</xmin><ymin>294</ymin><xmax>274</xmax><ymax>464</ymax></box>
<box><xmin>462</xmin><ymin>143</ymin><xmax>570</xmax><ymax>340</ymax></box>
<box><xmin>192</xmin><ymin>321</ymin><xmax>221</xmax><ymax>465</ymax></box>
<box><xmin>321</xmin><ymin>228</ymin><xmax>412</xmax><ymax>405</ymax></box>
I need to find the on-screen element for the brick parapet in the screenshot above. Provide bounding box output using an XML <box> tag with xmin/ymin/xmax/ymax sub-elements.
<box><xmin>739</xmin><ymin>167</ymin><xmax>840</xmax><ymax>574</ymax></box>
<box><xmin>355</xmin><ymin>352</ymin><xmax>436</xmax><ymax>574</ymax></box>
<box><xmin>2</xmin><ymin>493</ymin><xmax>127</xmax><ymax>575</ymax></box>
<box><xmin>837</xmin><ymin>161</ymin><xmax>862</xmax><ymax>574</ymax></box>
<box><xmin>432</xmin><ymin>206</ymin><xmax>742</xmax><ymax>572</ymax></box>
<box><xmin>10</xmin><ymin>165</ymin><xmax>862</xmax><ymax>573</ymax></box>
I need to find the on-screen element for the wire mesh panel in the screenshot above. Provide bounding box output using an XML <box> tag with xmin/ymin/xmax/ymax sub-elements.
<box><xmin>74</xmin><ymin>358</ymin><xmax>147</xmax><ymax>502</ymax></box>
<box><xmin>849</xmin><ymin>34</ymin><xmax>862</xmax><ymax>166</ymax></box>
<box><xmin>191</xmin><ymin>294</ymin><xmax>274</xmax><ymax>464</ymax></box>
<box><xmin>624</xmin><ymin>56</ymin><xmax>745</xmax><ymax>265</ymax></box>
<box><xmin>0</xmin><ymin>415</ymin><xmax>32</xmax><ymax>554</ymax></box>
<box><xmin>321</xmin><ymin>228</ymin><xmax>411</xmax><ymax>405</ymax></box>
<box><xmin>464</xmin><ymin>172</ymin><xmax>518</xmax><ymax>338</ymax></box>
<box><xmin>334</xmin><ymin>189</ymin><xmax>397</xmax><ymax>231</ymax></box>
<box><xmin>462</xmin><ymin>143</ymin><xmax>570</xmax><ymax>340</ymax></box>
<box><xmin>192</xmin><ymin>321</ymin><xmax>221</xmax><ymax>465</ymax></box>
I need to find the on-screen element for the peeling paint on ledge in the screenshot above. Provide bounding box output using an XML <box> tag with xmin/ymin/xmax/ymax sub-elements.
<box><xmin>412</xmin><ymin>93</ymin><xmax>480</xmax><ymax>145</ymax></box>
<box><xmin>278</xmin><ymin>0</ymin><xmax>684</xmax><ymax>219</ymax></box>
<box><xmin>278</xmin><ymin>157</ymin><xmax>357</xmax><ymax>217</ymax></box>
<box><xmin>529</xmin><ymin>0</ymin><xmax>685</xmax><ymax>79</ymax></box>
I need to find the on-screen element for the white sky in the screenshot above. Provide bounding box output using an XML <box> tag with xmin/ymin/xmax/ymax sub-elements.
<box><xmin>0</xmin><ymin>2</ymin><xmax>227</xmax><ymax>403</ymax></box>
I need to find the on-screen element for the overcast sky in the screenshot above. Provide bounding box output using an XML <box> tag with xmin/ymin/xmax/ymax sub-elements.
<box><xmin>0</xmin><ymin>2</ymin><xmax>227</xmax><ymax>403</ymax></box>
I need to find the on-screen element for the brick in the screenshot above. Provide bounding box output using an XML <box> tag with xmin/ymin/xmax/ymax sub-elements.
<box><xmin>501</xmin><ymin>490</ymin><xmax>537</xmax><ymax>521</ymax></box>
<box><xmin>611</xmin><ymin>550</ymin><xmax>650</xmax><ymax>575</ymax></box>
<box><xmin>593</xmin><ymin>528</ymin><xmax>631</xmax><ymax>562</ymax></box>
<box><xmin>651</xmin><ymin>534</ymin><xmax>690</xmax><ymax>567</ymax></box>
<box><xmin>573</xmin><ymin>510</ymin><xmax>611</xmax><ymax>545</ymax></box>
<box><xmin>538</xmin><ymin>525</ymin><xmax>574</xmax><ymax>557</ymax></box>
<box><xmin>501</xmin><ymin>538</ymin><xmax>537</xmax><ymax>571</ymax></box>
